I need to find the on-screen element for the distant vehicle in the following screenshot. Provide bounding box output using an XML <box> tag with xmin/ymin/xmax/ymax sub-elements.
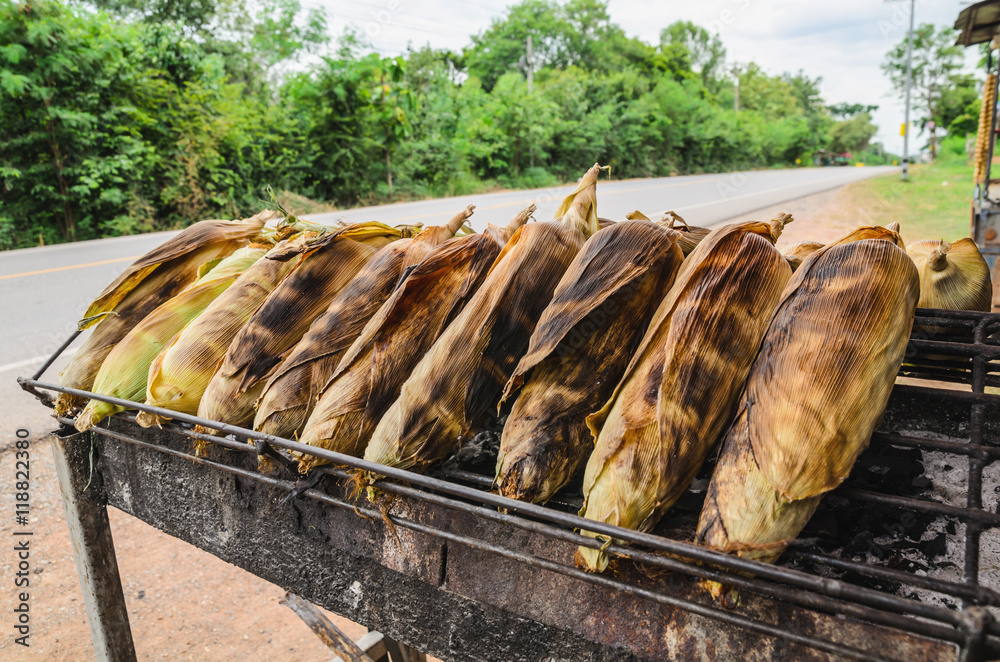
<box><xmin>814</xmin><ymin>149</ymin><xmax>851</xmax><ymax>166</ymax></box>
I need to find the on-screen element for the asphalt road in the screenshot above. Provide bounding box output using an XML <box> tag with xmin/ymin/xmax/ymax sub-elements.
<box><xmin>1</xmin><ymin>165</ymin><xmax>892</xmax><ymax>437</ymax></box>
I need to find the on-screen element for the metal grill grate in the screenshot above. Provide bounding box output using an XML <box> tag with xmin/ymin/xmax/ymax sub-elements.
<box><xmin>20</xmin><ymin>307</ymin><xmax>1000</xmax><ymax>662</ymax></box>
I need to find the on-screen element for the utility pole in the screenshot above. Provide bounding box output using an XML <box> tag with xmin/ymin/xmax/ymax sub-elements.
<box><xmin>901</xmin><ymin>0</ymin><xmax>915</xmax><ymax>181</ymax></box>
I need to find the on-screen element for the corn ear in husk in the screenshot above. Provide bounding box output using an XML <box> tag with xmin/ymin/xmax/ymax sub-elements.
<box><xmin>136</xmin><ymin>233</ymin><xmax>328</xmax><ymax>427</ymax></box>
<box><xmin>495</xmin><ymin>220</ymin><xmax>684</xmax><ymax>504</ymax></box>
<box><xmin>907</xmin><ymin>239</ymin><xmax>992</xmax><ymax>312</ymax></box>
<box><xmin>781</xmin><ymin>241</ymin><xmax>824</xmax><ymax>271</ymax></box>
<box><xmin>195</xmin><ymin>221</ymin><xmax>419</xmax><ymax>428</ymax></box>
<box><xmin>56</xmin><ymin>211</ymin><xmax>274</xmax><ymax>414</ymax></box>
<box><xmin>694</xmin><ymin>226</ymin><xmax>918</xmax><ymax>584</ymax></box>
<box><xmin>363</xmin><ymin>164</ymin><xmax>604</xmax><ymax>476</ymax></box>
<box><xmin>252</xmin><ymin>209</ymin><xmax>474</xmax><ymax>439</ymax></box>
<box><xmin>73</xmin><ymin>250</ymin><xmax>260</xmax><ymax>432</ymax></box>
<box><xmin>295</xmin><ymin>210</ymin><xmax>529</xmax><ymax>470</ymax></box>
<box><xmin>575</xmin><ymin>215</ymin><xmax>795</xmax><ymax>572</ymax></box>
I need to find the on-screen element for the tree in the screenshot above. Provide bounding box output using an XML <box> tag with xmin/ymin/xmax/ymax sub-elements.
<box><xmin>0</xmin><ymin>1</ymin><xmax>154</xmax><ymax>245</ymax></box>
<box><xmin>464</xmin><ymin>0</ymin><xmax>564</xmax><ymax>91</ymax></box>
<box><xmin>464</xmin><ymin>0</ymin><xmax>649</xmax><ymax>91</ymax></box>
<box><xmin>828</xmin><ymin>113</ymin><xmax>878</xmax><ymax>154</ymax></box>
<box><xmin>882</xmin><ymin>23</ymin><xmax>965</xmax><ymax>158</ymax></box>
<box><xmin>936</xmin><ymin>73</ymin><xmax>980</xmax><ymax>137</ymax></box>
<box><xmin>369</xmin><ymin>56</ymin><xmax>413</xmax><ymax>200</ymax></box>
<box><xmin>659</xmin><ymin>21</ymin><xmax>725</xmax><ymax>90</ymax></box>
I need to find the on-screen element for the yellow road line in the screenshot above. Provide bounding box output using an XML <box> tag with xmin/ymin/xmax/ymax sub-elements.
<box><xmin>0</xmin><ymin>255</ymin><xmax>139</xmax><ymax>280</ymax></box>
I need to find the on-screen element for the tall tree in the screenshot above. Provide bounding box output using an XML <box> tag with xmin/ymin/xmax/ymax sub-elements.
<box><xmin>659</xmin><ymin>21</ymin><xmax>725</xmax><ymax>90</ymax></box>
<box><xmin>828</xmin><ymin>113</ymin><xmax>878</xmax><ymax>154</ymax></box>
<box><xmin>0</xmin><ymin>0</ymin><xmax>153</xmax><ymax>244</ymax></box>
<box><xmin>882</xmin><ymin>23</ymin><xmax>965</xmax><ymax>158</ymax></box>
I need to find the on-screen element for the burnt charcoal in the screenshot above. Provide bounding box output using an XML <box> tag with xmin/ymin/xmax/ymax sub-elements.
<box><xmin>946</xmin><ymin>521</ymin><xmax>957</xmax><ymax>535</ymax></box>
<box><xmin>846</xmin><ymin>445</ymin><xmax>925</xmax><ymax>495</ymax></box>
<box><xmin>911</xmin><ymin>475</ymin><xmax>931</xmax><ymax>489</ymax></box>
<box><xmin>844</xmin><ymin>531</ymin><xmax>878</xmax><ymax>558</ymax></box>
<box><xmin>917</xmin><ymin>533</ymin><xmax>948</xmax><ymax>559</ymax></box>
<box><xmin>446</xmin><ymin>414</ymin><xmax>506</xmax><ymax>473</ymax></box>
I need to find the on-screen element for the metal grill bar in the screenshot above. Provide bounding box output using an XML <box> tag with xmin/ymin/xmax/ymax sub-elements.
<box><xmin>85</xmin><ymin>413</ymin><xmax>1000</xmax><ymax>611</ymax></box>
<box><xmin>22</xmin><ymin>305</ymin><xmax>1000</xmax><ymax>661</ymax></box>
<box><xmin>838</xmin><ymin>489</ymin><xmax>1000</xmax><ymax>527</ymax></box>
<box><xmin>873</xmin><ymin>432</ymin><xmax>1000</xmax><ymax>460</ymax></box>
<box><xmin>73</xmin><ymin>421</ymin><xmax>949</xmax><ymax>662</ymax></box>
<box><xmin>25</xmin><ymin>376</ymin><xmax>987</xmax><ymax>633</ymax></box>
<box><xmin>24</xmin><ymin>380</ymin><xmax>1000</xmax><ymax>633</ymax></box>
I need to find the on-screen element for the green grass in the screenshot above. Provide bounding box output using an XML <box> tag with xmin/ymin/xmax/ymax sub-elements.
<box><xmin>843</xmin><ymin>153</ymin><xmax>975</xmax><ymax>245</ymax></box>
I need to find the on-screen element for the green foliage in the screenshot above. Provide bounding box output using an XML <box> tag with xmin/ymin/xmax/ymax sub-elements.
<box><xmin>882</xmin><ymin>23</ymin><xmax>969</xmax><ymax>157</ymax></box>
<box><xmin>1</xmin><ymin>0</ymin><xmax>898</xmax><ymax>250</ymax></box>
<box><xmin>828</xmin><ymin>113</ymin><xmax>878</xmax><ymax>154</ymax></box>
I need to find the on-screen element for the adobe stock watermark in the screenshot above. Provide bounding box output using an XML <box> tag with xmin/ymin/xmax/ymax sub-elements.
<box><xmin>878</xmin><ymin>0</ymin><xmax>923</xmax><ymax>41</ymax></box>
<box><xmin>349</xmin><ymin>0</ymin><xmax>403</xmax><ymax>39</ymax></box>
<box><xmin>707</xmin><ymin>0</ymin><xmax>752</xmax><ymax>36</ymax></box>
<box><xmin>11</xmin><ymin>428</ymin><xmax>32</xmax><ymax>648</ymax></box>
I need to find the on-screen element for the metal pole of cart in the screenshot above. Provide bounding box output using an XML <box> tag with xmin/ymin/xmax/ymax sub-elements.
<box><xmin>901</xmin><ymin>0</ymin><xmax>915</xmax><ymax>181</ymax></box>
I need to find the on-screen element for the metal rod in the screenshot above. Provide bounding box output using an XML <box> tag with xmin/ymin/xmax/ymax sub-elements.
<box><xmin>872</xmin><ymin>431</ymin><xmax>1000</xmax><ymax>459</ymax></box>
<box><xmin>78</xmin><ymin>414</ymin><xmax>973</xmax><ymax>630</ymax></box>
<box><xmin>838</xmin><ymin>489</ymin><xmax>1000</xmax><ymax>528</ymax></box>
<box><xmin>314</xmin><ymin>465</ymin><xmax>974</xmax><ymax>641</ymax></box>
<box><xmin>785</xmin><ymin>551</ymin><xmax>1000</xmax><ymax>607</ymax></box>
<box><xmin>32</xmin><ymin>328</ymin><xmax>82</xmax><ymax>381</ymax></box>
<box><xmin>906</xmin><ymin>339</ymin><xmax>1000</xmax><ymax>359</ymax></box>
<box><xmin>891</xmin><ymin>384</ymin><xmax>999</xmax><ymax>406</ymax></box>
<box><xmin>81</xmin><ymin>426</ymin><xmax>919</xmax><ymax>662</ymax></box>
<box><xmin>25</xmin><ymin>377</ymin><xmax>985</xmax><ymax>627</ymax></box>
<box><xmin>102</xmin><ymin>416</ymin><xmax>998</xmax><ymax>612</ymax></box>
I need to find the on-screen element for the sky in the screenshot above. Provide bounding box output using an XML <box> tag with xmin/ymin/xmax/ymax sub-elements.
<box><xmin>314</xmin><ymin>0</ymin><xmax>982</xmax><ymax>157</ymax></box>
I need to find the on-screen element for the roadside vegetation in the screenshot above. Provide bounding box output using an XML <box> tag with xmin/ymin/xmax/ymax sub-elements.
<box><xmin>0</xmin><ymin>1</ymin><xmax>978</xmax><ymax>249</ymax></box>
<box><xmin>842</xmin><ymin>136</ymin><xmax>975</xmax><ymax>244</ymax></box>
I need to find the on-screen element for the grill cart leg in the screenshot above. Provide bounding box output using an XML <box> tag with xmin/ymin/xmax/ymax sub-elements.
<box><xmin>280</xmin><ymin>591</ymin><xmax>425</xmax><ymax>662</ymax></box>
<box><xmin>51</xmin><ymin>429</ymin><xmax>137</xmax><ymax>662</ymax></box>
<box><xmin>383</xmin><ymin>636</ymin><xmax>427</xmax><ymax>662</ymax></box>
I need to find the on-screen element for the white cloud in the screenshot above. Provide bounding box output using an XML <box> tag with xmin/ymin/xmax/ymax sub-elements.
<box><xmin>311</xmin><ymin>0</ymin><xmax>982</xmax><ymax>158</ymax></box>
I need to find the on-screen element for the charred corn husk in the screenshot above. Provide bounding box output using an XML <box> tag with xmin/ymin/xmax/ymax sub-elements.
<box><xmin>575</xmin><ymin>215</ymin><xmax>795</xmax><ymax>572</ymax></box>
<box><xmin>139</xmin><ymin>223</ymin><xmax>405</xmax><ymax>427</ymax></box>
<box><xmin>495</xmin><ymin>220</ymin><xmax>684</xmax><ymax>504</ymax></box>
<box><xmin>781</xmin><ymin>241</ymin><xmax>824</xmax><ymax>271</ymax></box>
<box><xmin>661</xmin><ymin>211</ymin><xmax>710</xmax><ymax>255</ymax></box>
<box><xmin>56</xmin><ymin>212</ymin><xmax>273</xmax><ymax>414</ymax></box>
<box><xmin>295</xmin><ymin>210</ymin><xmax>529</xmax><ymax>470</ymax></box>
<box><xmin>253</xmin><ymin>209</ymin><xmax>474</xmax><ymax>439</ymax></box>
<box><xmin>73</xmin><ymin>247</ymin><xmax>264</xmax><ymax>432</ymax></box>
<box><xmin>363</xmin><ymin>164</ymin><xmax>604</xmax><ymax>476</ymax></box>
<box><xmin>907</xmin><ymin>239</ymin><xmax>992</xmax><ymax>312</ymax></box>
<box><xmin>196</xmin><ymin>221</ymin><xmax>422</xmax><ymax>428</ymax></box>
<box><xmin>694</xmin><ymin>226</ymin><xmax>918</xmax><ymax>581</ymax></box>
<box><xmin>624</xmin><ymin>210</ymin><xmax>709</xmax><ymax>257</ymax></box>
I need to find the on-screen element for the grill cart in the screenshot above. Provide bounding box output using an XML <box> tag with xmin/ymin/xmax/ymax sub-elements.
<box><xmin>956</xmin><ymin>0</ymin><xmax>1000</xmax><ymax>309</ymax></box>
<box><xmin>19</xmin><ymin>307</ymin><xmax>1000</xmax><ymax>662</ymax></box>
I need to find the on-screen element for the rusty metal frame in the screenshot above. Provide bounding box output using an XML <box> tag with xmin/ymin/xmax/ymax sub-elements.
<box><xmin>21</xmin><ymin>307</ymin><xmax>1000</xmax><ymax>661</ymax></box>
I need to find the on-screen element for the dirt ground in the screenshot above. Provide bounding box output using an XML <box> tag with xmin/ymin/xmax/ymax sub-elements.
<box><xmin>0</xmin><ymin>177</ymin><xmax>904</xmax><ymax>661</ymax></box>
